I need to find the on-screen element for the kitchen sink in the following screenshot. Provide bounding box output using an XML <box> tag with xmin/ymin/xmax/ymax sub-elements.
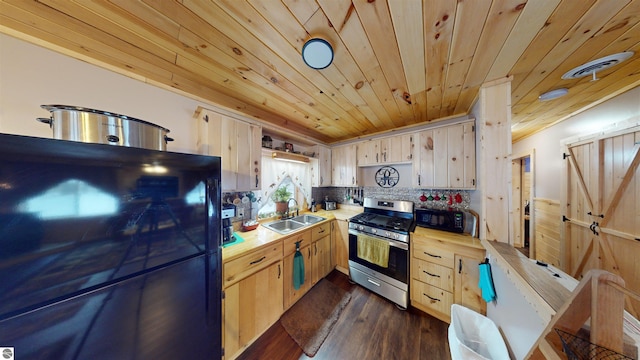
<box><xmin>263</xmin><ymin>219</ymin><xmax>306</xmax><ymax>234</ymax></box>
<box><xmin>289</xmin><ymin>214</ymin><xmax>325</xmax><ymax>225</ymax></box>
<box><xmin>262</xmin><ymin>215</ymin><xmax>326</xmax><ymax>234</ymax></box>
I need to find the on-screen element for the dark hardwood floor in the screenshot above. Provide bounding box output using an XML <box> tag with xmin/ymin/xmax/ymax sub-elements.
<box><xmin>236</xmin><ymin>270</ymin><xmax>452</xmax><ymax>360</ymax></box>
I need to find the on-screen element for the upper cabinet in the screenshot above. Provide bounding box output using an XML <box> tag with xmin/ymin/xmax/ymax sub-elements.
<box><xmin>413</xmin><ymin>120</ymin><xmax>475</xmax><ymax>189</ymax></box>
<box><xmin>357</xmin><ymin>134</ymin><xmax>413</xmax><ymax>166</ymax></box>
<box><xmin>313</xmin><ymin>145</ymin><xmax>332</xmax><ymax>187</ymax></box>
<box><xmin>332</xmin><ymin>143</ymin><xmax>358</xmax><ymax>186</ymax></box>
<box><xmin>196</xmin><ymin>107</ymin><xmax>261</xmax><ymax>192</ymax></box>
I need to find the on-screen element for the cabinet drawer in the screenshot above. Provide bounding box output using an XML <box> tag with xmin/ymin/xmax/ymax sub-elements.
<box><xmin>224</xmin><ymin>243</ymin><xmax>283</xmax><ymax>287</ymax></box>
<box><xmin>311</xmin><ymin>222</ymin><xmax>330</xmax><ymax>241</ymax></box>
<box><xmin>411</xmin><ymin>281</ymin><xmax>453</xmax><ymax>317</ymax></box>
<box><xmin>413</xmin><ymin>240</ymin><xmax>454</xmax><ymax>267</ymax></box>
<box><xmin>412</xmin><ymin>258</ymin><xmax>453</xmax><ymax>292</ymax></box>
<box><xmin>282</xmin><ymin>230</ymin><xmax>312</xmax><ymax>256</ymax></box>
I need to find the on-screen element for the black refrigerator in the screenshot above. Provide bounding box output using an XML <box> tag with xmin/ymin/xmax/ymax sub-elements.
<box><xmin>0</xmin><ymin>134</ymin><xmax>222</xmax><ymax>360</ymax></box>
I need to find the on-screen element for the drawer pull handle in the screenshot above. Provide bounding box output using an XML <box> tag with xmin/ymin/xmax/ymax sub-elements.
<box><xmin>367</xmin><ymin>278</ymin><xmax>381</xmax><ymax>287</ymax></box>
<box><xmin>318</xmin><ymin>229</ymin><xmax>325</xmax><ymax>234</ymax></box>
<box><xmin>424</xmin><ymin>252</ymin><xmax>442</xmax><ymax>258</ymax></box>
<box><xmin>249</xmin><ymin>256</ymin><xmax>266</xmax><ymax>265</ymax></box>
<box><xmin>423</xmin><ymin>270</ymin><xmax>440</xmax><ymax>278</ymax></box>
<box><xmin>424</xmin><ymin>293</ymin><xmax>441</xmax><ymax>302</ymax></box>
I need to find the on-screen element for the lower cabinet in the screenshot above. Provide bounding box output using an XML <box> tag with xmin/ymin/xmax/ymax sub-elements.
<box><xmin>410</xmin><ymin>234</ymin><xmax>485</xmax><ymax>323</ymax></box>
<box><xmin>283</xmin><ymin>223</ymin><xmax>333</xmax><ymax>310</ymax></box>
<box><xmin>313</xmin><ymin>234</ymin><xmax>332</xmax><ymax>284</ymax></box>
<box><xmin>311</xmin><ymin>222</ymin><xmax>332</xmax><ymax>285</ymax></box>
<box><xmin>223</xmin><ymin>220</ymin><xmax>334</xmax><ymax>359</ymax></box>
<box><xmin>332</xmin><ymin>219</ymin><xmax>349</xmax><ymax>274</ymax></box>
<box><xmin>283</xmin><ymin>230</ymin><xmax>312</xmax><ymax>309</ymax></box>
<box><xmin>223</xmin><ymin>260</ymin><xmax>283</xmax><ymax>359</ymax></box>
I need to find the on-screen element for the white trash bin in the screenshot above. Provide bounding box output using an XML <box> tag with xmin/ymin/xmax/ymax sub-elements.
<box><xmin>448</xmin><ymin>304</ymin><xmax>510</xmax><ymax>360</ymax></box>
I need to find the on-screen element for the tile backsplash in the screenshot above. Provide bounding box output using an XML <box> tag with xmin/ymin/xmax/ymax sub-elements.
<box><xmin>311</xmin><ymin>187</ymin><xmax>471</xmax><ymax>210</ymax></box>
<box><xmin>223</xmin><ymin>186</ymin><xmax>473</xmax><ymax>226</ymax></box>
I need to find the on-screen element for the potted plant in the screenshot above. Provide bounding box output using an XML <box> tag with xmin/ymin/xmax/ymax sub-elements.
<box><xmin>271</xmin><ymin>185</ymin><xmax>292</xmax><ymax>214</ymax></box>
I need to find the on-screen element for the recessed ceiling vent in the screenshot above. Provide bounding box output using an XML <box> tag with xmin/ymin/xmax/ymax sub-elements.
<box><xmin>562</xmin><ymin>51</ymin><xmax>634</xmax><ymax>80</ymax></box>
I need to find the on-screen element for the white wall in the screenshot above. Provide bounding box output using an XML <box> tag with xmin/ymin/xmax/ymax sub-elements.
<box><xmin>0</xmin><ymin>34</ymin><xmax>210</xmax><ymax>154</ymax></box>
<box><xmin>512</xmin><ymin>86</ymin><xmax>640</xmax><ymax>200</ymax></box>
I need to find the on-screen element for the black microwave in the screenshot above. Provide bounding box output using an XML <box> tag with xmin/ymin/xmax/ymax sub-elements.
<box><xmin>415</xmin><ymin>208</ymin><xmax>476</xmax><ymax>236</ymax></box>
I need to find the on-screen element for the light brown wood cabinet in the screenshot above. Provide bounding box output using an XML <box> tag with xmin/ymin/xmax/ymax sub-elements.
<box><xmin>357</xmin><ymin>134</ymin><xmax>413</xmax><ymax>166</ymax></box>
<box><xmin>314</xmin><ymin>144</ymin><xmax>332</xmax><ymax>187</ymax></box>
<box><xmin>332</xmin><ymin>219</ymin><xmax>349</xmax><ymax>275</ymax></box>
<box><xmin>311</xmin><ymin>222</ymin><xmax>332</xmax><ymax>284</ymax></box>
<box><xmin>413</xmin><ymin>120</ymin><xmax>475</xmax><ymax>189</ymax></box>
<box><xmin>331</xmin><ymin>143</ymin><xmax>358</xmax><ymax>186</ymax></box>
<box><xmin>197</xmin><ymin>107</ymin><xmax>262</xmax><ymax>191</ymax></box>
<box><xmin>223</xmin><ymin>220</ymin><xmax>334</xmax><ymax>358</ymax></box>
<box><xmin>410</xmin><ymin>234</ymin><xmax>485</xmax><ymax>323</ymax></box>
<box><xmin>283</xmin><ymin>223</ymin><xmax>333</xmax><ymax>309</ymax></box>
<box><xmin>283</xmin><ymin>230</ymin><xmax>313</xmax><ymax>309</ymax></box>
<box><xmin>223</xmin><ymin>260</ymin><xmax>283</xmax><ymax>359</ymax></box>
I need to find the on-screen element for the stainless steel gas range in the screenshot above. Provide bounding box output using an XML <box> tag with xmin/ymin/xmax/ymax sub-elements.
<box><xmin>348</xmin><ymin>198</ymin><xmax>415</xmax><ymax>308</ymax></box>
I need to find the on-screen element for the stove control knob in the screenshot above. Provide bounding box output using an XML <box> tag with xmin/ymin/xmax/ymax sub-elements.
<box><xmin>358</xmin><ymin>225</ymin><xmax>365</xmax><ymax>231</ymax></box>
<box><xmin>372</xmin><ymin>228</ymin><xmax>377</xmax><ymax>234</ymax></box>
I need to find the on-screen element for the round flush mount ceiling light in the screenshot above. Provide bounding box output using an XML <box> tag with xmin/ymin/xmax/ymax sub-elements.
<box><xmin>539</xmin><ymin>88</ymin><xmax>569</xmax><ymax>101</ymax></box>
<box><xmin>561</xmin><ymin>51</ymin><xmax>634</xmax><ymax>80</ymax></box>
<box><xmin>302</xmin><ymin>38</ymin><xmax>333</xmax><ymax>69</ymax></box>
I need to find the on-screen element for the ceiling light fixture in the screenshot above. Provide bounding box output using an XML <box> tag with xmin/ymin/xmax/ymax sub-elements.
<box><xmin>561</xmin><ymin>51</ymin><xmax>634</xmax><ymax>80</ymax></box>
<box><xmin>272</xmin><ymin>151</ymin><xmax>310</xmax><ymax>164</ymax></box>
<box><xmin>302</xmin><ymin>38</ymin><xmax>333</xmax><ymax>70</ymax></box>
<box><xmin>539</xmin><ymin>88</ymin><xmax>569</xmax><ymax>102</ymax></box>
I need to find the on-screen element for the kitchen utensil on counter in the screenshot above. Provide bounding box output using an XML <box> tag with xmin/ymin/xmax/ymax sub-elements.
<box><xmin>38</xmin><ymin>104</ymin><xmax>173</xmax><ymax>150</ymax></box>
<box><xmin>222</xmin><ymin>204</ymin><xmax>236</xmax><ymax>244</ymax></box>
<box><xmin>324</xmin><ymin>200</ymin><xmax>337</xmax><ymax>210</ymax></box>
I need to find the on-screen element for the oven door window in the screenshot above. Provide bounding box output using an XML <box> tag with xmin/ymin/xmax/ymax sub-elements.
<box><xmin>348</xmin><ymin>233</ymin><xmax>408</xmax><ymax>284</ymax></box>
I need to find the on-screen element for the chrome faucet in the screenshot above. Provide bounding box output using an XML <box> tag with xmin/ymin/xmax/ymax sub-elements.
<box><xmin>286</xmin><ymin>198</ymin><xmax>299</xmax><ymax>219</ymax></box>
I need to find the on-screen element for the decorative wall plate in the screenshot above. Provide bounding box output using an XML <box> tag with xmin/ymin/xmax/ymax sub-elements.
<box><xmin>375</xmin><ymin>166</ymin><xmax>399</xmax><ymax>188</ymax></box>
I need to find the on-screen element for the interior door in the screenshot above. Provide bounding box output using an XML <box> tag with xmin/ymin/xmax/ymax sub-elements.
<box><xmin>562</xmin><ymin>124</ymin><xmax>640</xmax><ymax>316</ymax></box>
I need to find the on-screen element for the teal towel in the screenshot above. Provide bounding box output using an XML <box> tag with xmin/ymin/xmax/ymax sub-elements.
<box><xmin>293</xmin><ymin>241</ymin><xmax>305</xmax><ymax>290</ymax></box>
<box><xmin>478</xmin><ymin>262</ymin><xmax>496</xmax><ymax>302</ymax></box>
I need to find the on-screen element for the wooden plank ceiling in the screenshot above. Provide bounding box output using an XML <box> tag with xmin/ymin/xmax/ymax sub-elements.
<box><xmin>1</xmin><ymin>0</ymin><xmax>639</xmax><ymax>144</ymax></box>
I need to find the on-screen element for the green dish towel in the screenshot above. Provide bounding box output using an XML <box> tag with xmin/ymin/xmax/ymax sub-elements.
<box><xmin>293</xmin><ymin>241</ymin><xmax>305</xmax><ymax>290</ymax></box>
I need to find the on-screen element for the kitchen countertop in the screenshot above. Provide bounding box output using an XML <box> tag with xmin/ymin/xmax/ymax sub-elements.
<box><xmin>222</xmin><ymin>206</ymin><xmax>363</xmax><ymax>262</ymax></box>
<box><xmin>412</xmin><ymin>226</ymin><xmax>484</xmax><ymax>250</ymax></box>
<box><xmin>223</xmin><ymin>204</ymin><xmax>487</xmax><ymax>263</ymax></box>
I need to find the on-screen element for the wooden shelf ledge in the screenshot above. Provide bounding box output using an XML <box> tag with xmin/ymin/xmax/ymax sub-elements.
<box><xmin>481</xmin><ymin>239</ymin><xmax>572</xmax><ymax>322</ymax></box>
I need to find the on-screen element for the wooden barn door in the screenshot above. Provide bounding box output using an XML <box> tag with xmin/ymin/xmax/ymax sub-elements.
<box><xmin>562</xmin><ymin>122</ymin><xmax>640</xmax><ymax>317</ymax></box>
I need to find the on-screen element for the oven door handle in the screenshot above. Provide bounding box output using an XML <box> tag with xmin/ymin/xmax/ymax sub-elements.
<box><xmin>349</xmin><ymin>229</ymin><xmax>408</xmax><ymax>250</ymax></box>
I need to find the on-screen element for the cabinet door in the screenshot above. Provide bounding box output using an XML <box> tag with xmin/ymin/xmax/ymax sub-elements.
<box><xmin>413</xmin><ymin>122</ymin><xmax>475</xmax><ymax>189</ymax></box>
<box><xmin>283</xmin><ymin>244</ymin><xmax>313</xmax><ymax>309</ymax></box>
<box><xmin>433</xmin><ymin>126</ymin><xmax>449</xmax><ymax>187</ymax></box>
<box><xmin>333</xmin><ymin>219</ymin><xmax>349</xmax><ymax>274</ymax></box>
<box><xmin>462</xmin><ymin>122</ymin><xmax>476</xmax><ymax>189</ymax></box>
<box><xmin>224</xmin><ymin>261</ymin><xmax>283</xmax><ymax>358</ymax></box>
<box><xmin>414</xmin><ymin>129</ymin><xmax>434</xmax><ymax>187</ymax></box>
<box><xmin>332</xmin><ymin>144</ymin><xmax>357</xmax><ymax>186</ymax></box>
<box><xmin>344</xmin><ymin>143</ymin><xmax>358</xmax><ymax>185</ymax></box>
<box><xmin>317</xmin><ymin>145</ymin><xmax>332</xmax><ymax>187</ymax></box>
<box><xmin>331</xmin><ymin>145</ymin><xmax>344</xmax><ymax>186</ymax></box>
<box><xmin>249</xmin><ymin>124</ymin><xmax>262</xmax><ymax>190</ymax></box>
<box><xmin>235</xmin><ymin>121</ymin><xmax>251</xmax><ymax>191</ymax></box>
<box><xmin>454</xmin><ymin>254</ymin><xmax>485</xmax><ymax>315</ymax></box>
<box><xmin>312</xmin><ymin>235</ymin><xmax>332</xmax><ymax>284</ymax></box>
<box><xmin>357</xmin><ymin>139</ymin><xmax>378</xmax><ymax>166</ymax></box>
<box><xmin>384</xmin><ymin>133</ymin><xmax>413</xmax><ymax>163</ymax></box>
<box><xmin>447</xmin><ymin>123</ymin><xmax>476</xmax><ymax>189</ymax></box>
